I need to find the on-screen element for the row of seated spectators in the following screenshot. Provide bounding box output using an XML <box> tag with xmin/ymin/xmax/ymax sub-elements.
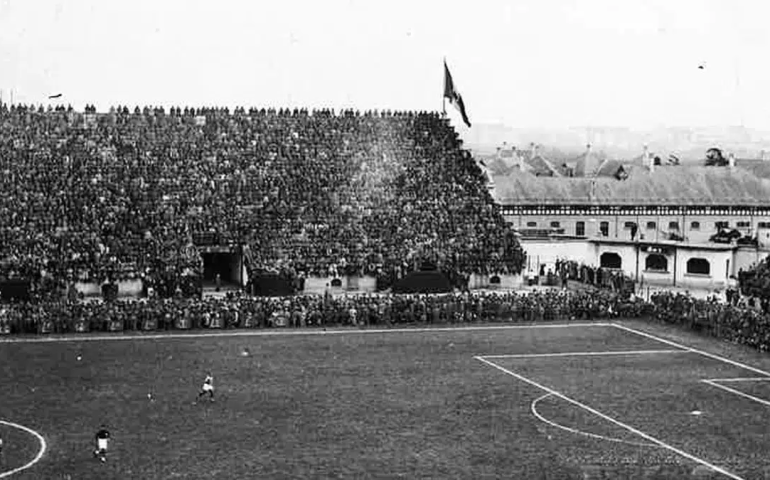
<box><xmin>0</xmin><ymin>103</ymin><xmax>524</xmax><ymax>294</ymax></box>
<box><xmin>0</xmin><ymin>289</ymin><xmax>645</xmax><ymax>334</ymax></box>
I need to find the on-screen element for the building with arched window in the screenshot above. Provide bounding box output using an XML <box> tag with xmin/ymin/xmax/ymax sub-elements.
<box><xmin>491</xmin><ymin>147</ymin><xmax>770</xmax><ymax>291</ymax></box>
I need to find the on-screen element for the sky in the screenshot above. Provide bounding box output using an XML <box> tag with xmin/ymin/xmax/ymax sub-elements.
<box><xmin>1</xmin><ymin>0</ymin><xmax>769</xmax><ymax>129</ymax></box>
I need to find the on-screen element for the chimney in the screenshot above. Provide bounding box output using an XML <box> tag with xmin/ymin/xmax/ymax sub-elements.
<box><xmin>728</xmin><ymin>153</ymin><xmax>736</xmax><ymax>170</ymax></box>
<box><xmin>516</xmin><ymin>149</ymin><xmax>525</xmax><ymax>171</ymax></box>
<box><xmin>643</xmin><ymin>144</ymin><xmax>654</xmax><ymax>173</ymax></box>
<box><xmin>529</xmin><ymin>142</ymin><xmax>536</xmax><ymax>159</ymax></box>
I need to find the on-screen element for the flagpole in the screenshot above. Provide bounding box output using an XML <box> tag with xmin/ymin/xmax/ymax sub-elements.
<box><xmin>442</xmin><ymin>57</ymin><xmax>446</xmax><ymax>117</ymax></box>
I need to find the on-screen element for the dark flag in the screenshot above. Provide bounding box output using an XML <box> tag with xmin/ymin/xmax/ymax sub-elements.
<box><xmin>48</xmin><ymin>93</ymin><xmax>62</xmax><ymax>99</ymax></box>
<box><xmin>443</xmin><ymin>61</ymin><xmax>471</xmax><ymax>127</ymax></box>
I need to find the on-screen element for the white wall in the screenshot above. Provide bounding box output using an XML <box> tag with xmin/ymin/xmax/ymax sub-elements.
<box><xmin>673</xmin><ymin>249</ymin><xmax>732</xmax><ymax>290</ymax></box>
<box><xmin>507</xmin><ymin>212</ymin><xmax>770</xmax><ymax>244</ymax></box>
<box><xmin>469</xmin><ymin>274</ymin><xmax>524</xmax><ymax>290</ymax></box>
<box><xmin>520</xmin><ymin>239</ymin><xmax>595</xmax><ymax>273</ymax></box>
<box><xmin>302</xmin><ymin>276</ymin><xmax>377</xmax><ymax>295</ymax></box>
<box><xmin>228</xmin><ymin>255</ymin><xmax>244</xmax><ymax>286</ymax></box>
<box><xmin>595</xmin><ymin>244</ymin><xmax>638</xmax><ymax>278</ymax></box>
<box><xmin>758</xmin><ymin>227</ymin><xmax>770</xmax><ymax>249</ymax></box>
<box><xmin>303</xmin><ymin>276</ymin><xmax>341</xmax><ymax>295</ymax></box>
<box><xmin>75</xmin><ymin>279</ymin><xmax>143</xmax><ymax>298</ymax></box>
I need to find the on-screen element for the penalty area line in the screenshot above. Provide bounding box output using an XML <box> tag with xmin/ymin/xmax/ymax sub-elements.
<box><xmin>475</xmin><ymin>356</ymin><xmax>745</xmax><ymax>480</ymax></box>
<box><xmin>0</xmin><ymin>322</ymin><xmax>611</xmax><ymax>344</ymax></box>
<box><xmin>702</xmin><ymin>380</ymin><xmax>770</xmax><ymax>408</ymax></box>
<box><xmin>703</xmin><ymin>377</ymin><xmax>770</xmax><ymax>383</ymax></box>
<box><xmin>0</xmin><ymin>420</ymin><xmax>47</xmax><ymax>479</ymax></box>
<box><xmin>482</xmin><ymin>349</ymin><xmax>687</xmax><ymax>359</ymax></box>
<box><xmin>611</xmin><ymin>324</ymin><xmax>770</xmax><ymax>379</ymax></box>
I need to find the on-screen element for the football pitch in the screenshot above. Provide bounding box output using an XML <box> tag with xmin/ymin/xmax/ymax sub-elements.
<box><xmin>2</xmin><ymin>321</ymin><xmax>770</xmax><ymax>479</ymax></box>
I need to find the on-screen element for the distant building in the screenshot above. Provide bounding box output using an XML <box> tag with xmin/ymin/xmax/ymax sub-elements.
<box><xmin>490</xmin><ymin>145</ymin><xmax>770</xmax><ymax>292</ymax></box>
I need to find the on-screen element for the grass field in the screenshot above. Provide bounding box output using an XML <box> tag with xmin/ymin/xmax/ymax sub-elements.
<box><xmin>2</xmin><ymin>320</ymin><xmax>770</xmax><ymax>479</ymax></box>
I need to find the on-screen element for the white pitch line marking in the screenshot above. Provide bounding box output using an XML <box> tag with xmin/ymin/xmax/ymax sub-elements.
<box><xmin>0</xmin><ymin>420</ymin><xmax>47</xmax><ymax>479</ymax></box>
<box><xmin>611</xmin><ymin>324</ymin><xmax>770</xmax><ymax>378</ymax></box>
<box><xmin>0</xmin><ymin>322</ymin><xmax>611</xmax><ymax>344</ymax></box>
<box><xmin>483</xmin><ymin>349</ymin><xmax>687</xmax><ymax>359</ymax></box>
<box><xmin>704</xmin><ymin>377</ymin><xmax>770</xmax><ymax>383</ymax></box>
<box><xmin>702</xmin><ymin>380</ymin><xmax>770</xmax><ymax>408</ymax></box>
<box><xmin>531</xmin><ymin>394</ymin><xmax>658</xmax><ymax>448</ymax></box>
<box><xmin>476</xmin><ymin>356</ymin><xmax>745</xmax><ymax>480</ymax></box>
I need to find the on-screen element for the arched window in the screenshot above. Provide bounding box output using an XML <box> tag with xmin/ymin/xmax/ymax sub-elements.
<box><xmin>489</xmin><ymin>275</ymin><xmax>501</xmax><ymax>284</ymax></box>
<box><xmin>330</xmin><ymin>278</ymin><xmax>343</xmax><ymax>287</ymax></box>
<box><xmin>600</xmin><ymin>252</ymin><xmax>622</xmax><ymax>269</ymax></box>
<box><xmin>686</xmin><ymin>258</ymin><xmax>710</xmax><ymax>275</ymax></box>
<box><xmin>645</xmin><ymin>254</ymin><xmax>668</xmax><ymax>272</ymax></box>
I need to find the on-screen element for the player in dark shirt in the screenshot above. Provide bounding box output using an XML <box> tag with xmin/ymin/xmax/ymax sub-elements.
<box><xmin>94</xmin><ymin>426</ymin><xmax>110</xmax><ymax>462</ymax></box>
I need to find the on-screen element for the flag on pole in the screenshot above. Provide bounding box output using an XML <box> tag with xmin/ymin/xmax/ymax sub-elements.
<box><xmin>443</xmin><ymin>61</ymin><xmax>472</xmax><ymax>127</ymax></box>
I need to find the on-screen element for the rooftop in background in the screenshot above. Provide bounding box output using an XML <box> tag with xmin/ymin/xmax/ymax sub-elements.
<box><xmin>491</xmin><ymin>165</ymin><xmax>770</xmax><ymax>207</ymax></box>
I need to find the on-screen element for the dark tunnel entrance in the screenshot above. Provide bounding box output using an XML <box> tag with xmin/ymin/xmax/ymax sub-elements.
<box><xmin>201</xmin><ymin>251</ymin><xmax>244</xmax><ymax>290</ymax></box>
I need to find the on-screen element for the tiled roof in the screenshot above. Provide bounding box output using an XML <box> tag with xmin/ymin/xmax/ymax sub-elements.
<box><xmin>486</xmin><ymin>150</ymin><xmax>560</xmax><ymax>177</ymax></box>
<box><xmin>573</xmin><ymin>147</ymin><xmax>603</xmax><ymax>177</ymax></box>
<box><xmin>492</xmin><ymin>165</ymin><xmax>770</xmax><ymax>206</ymax></box>
<box><xmin>736</xmin><ymin>159</ymin><xmax>770</xmax><ymax>179</ymax></box>
<box><xmin>527</xmin><ymin>154</ymin><xmax>561</xmax><ymax>177</ymax></box>
<box><xmin>594</xmin><ymin>159</ymin><xmax>626</xmax><ymax>178</ymax></box>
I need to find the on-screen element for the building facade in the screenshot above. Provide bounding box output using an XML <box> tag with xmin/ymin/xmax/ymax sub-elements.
<box><xmin>491</xmin><ymin>149</ymin><xmax>770</xmax><ymax>293</ymax></box>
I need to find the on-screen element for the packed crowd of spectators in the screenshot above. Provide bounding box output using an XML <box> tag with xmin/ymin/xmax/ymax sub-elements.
<box><xmin>650</xmin><ymin>291</ymin><xmax>770</xmax><ymax>351</ymax></box>
<box><xmin>0</xmin><ymin>103</ymin><xmax>524</xmax><ymax>297</ymax></box>
<box><xmin>0</xmin><ymin>289</ymin><xmax>644</xmax><ymax>334</ymax></box>
<box><xmin>554</xmin><ymin>259</ymin><xmax>634</xmax><ymax>293</ymax></box>
<box><xmin>4</xmin><ymin>279</ymin><xmax>770</xmax><ymax>354</ymax></box>
<box><xmin>738</xmin><ymin>258</ymin><xmax>770</xmax><ymax>312</ymax></box>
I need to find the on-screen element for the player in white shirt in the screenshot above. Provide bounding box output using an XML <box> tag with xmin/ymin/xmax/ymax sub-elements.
<box><xmin>93</xmin><ymin>426</ymin><xmax>110</xmax><ymax>462</ymax></box>
<box><xmin>195</xmin><ymin>372</ymin><xmax>215</xmax><ymax>403</ymax></box>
